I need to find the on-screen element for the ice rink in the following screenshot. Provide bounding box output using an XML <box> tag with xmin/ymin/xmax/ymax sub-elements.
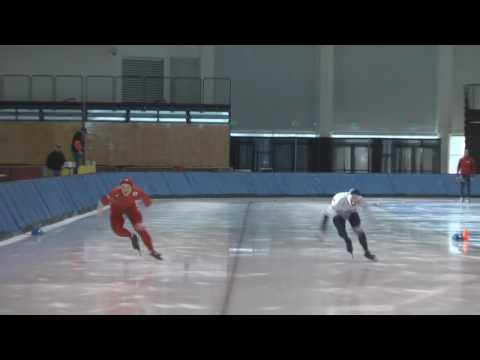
<box><xmin>1</xmin><ymin>197</ymin><xmax>480</xmax><ymax>315</ymax></box>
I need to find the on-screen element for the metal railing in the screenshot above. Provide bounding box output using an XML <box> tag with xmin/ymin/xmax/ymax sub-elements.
<box><xmin>0</xmin><ymin>74</ymin><xmax>231</xmax><ymax>105</ymax></box>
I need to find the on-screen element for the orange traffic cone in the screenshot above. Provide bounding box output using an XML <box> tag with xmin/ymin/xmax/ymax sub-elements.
<box><xmin>463</xmin><ymin>229</ymin><xmax>470</xmax><ymax>241</ymax></box>
<box><xmin>463</xmin><ymin>241</ymin><xmax>470</xmax><ymax>254</ymax></box>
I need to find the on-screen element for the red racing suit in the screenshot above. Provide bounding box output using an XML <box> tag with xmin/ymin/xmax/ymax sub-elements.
<box><xmin>101</xmin><ymin>186</ymin><xmax>154</xmax><ymax>252</ymax></box>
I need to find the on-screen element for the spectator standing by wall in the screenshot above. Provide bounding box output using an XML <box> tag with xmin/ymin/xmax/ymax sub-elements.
<box><xmin>457</xmin><ymin>149</ymin><xmax>476</xmax><ymax>203</ymax></box>
<box><xmin>46</xmin><ymin>144</ymin><xmax>66</xmax><ymax>177</ymax></box>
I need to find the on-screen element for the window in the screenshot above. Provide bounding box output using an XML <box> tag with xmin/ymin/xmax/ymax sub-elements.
<box><xmin>449</xmin><ymin>135</ymin><xmax>465</xmax><ymax>174</ymax></box>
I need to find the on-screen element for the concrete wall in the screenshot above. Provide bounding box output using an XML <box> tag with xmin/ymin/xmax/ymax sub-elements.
<box><xmin>333</xmin><ymin>45</ymin><xmax>438</xmax><ymax>135</ymax></box>
<box><xmin>214</xmin><ymin>45</ymin><xmax>316</xmax><ymax>132</ymax></box>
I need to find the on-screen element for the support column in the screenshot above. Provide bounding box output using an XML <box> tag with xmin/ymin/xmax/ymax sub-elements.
<box><xmin>164</xmin><ymin>56</ymin><xmax>171</xmax><ymax>103</ymax></box>
<box><xmin>315</xmin><ymin>45</ymin><xmax>335</xmax><ymax>138</ymax></box>
<box><xmin>200</xmin><ymin>45</ymin><xmax>215</xmax><ymax>104</ymax></box>
<box><xmin>436</xmin><ymin>45</ymin><xmax>455</xmax><ymax>173</ymax></box>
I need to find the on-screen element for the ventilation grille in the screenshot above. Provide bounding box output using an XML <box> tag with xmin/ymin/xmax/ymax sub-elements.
<box><xmin>122</xmin><ymin>58</ymin><xmax>164</xmax><ymax>103</ymax></box>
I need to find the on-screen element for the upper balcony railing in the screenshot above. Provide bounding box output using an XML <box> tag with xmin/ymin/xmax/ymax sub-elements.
<box><xmin>0</xmin><ymin>74</ymin><xmax>231</xmax><ymax>105</ymax></box>
<box><xmin>0</xmin><ymin>74</ymin><xmax>231</xmax><ymax>124</ymax></box>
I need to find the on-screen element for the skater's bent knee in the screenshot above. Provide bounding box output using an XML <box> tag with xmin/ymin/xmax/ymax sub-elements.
<box><xmin>134</xmin><ymin>223</ymin><xmax>145</xmax><ymax>231</ymax></box>
<box><xmin>352</xmin><ymin>226</ymin><xmax>364</xmax><ymax>235</ymax></box>
<box><xmin>112</xmin><ymin>225</ymin><xmax>130</xmax><ymax>237</ymax></box>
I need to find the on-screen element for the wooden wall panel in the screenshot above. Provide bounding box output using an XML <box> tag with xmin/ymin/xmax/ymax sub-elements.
<box><xmin>0</xmin><ymin>122</ymin><xmax>82</xmax><ymax>165</ymax></box>
<box><xmin>85</xmin><ymin>122</ymin><xmax>229</xmax><ymax>168</ymax></box>
<box><xmin>0</xmin><ymin>121</ymin><xmax>229</xmax><ymax>168</ymax></box>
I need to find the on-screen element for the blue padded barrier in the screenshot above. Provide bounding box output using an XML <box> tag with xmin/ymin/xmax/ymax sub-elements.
<box><xmin>0</xmin><ymin>188</ymin><xmax>22</xmax><ymax>235</ymax></box>
<box><xmin>91</xmin><ymin>173</ymin><xmax>113</xmax><ymax>198</ymax></box>
<box><xmin>80</xmin><ymin>175</ymin><xmax>104</xmax><ymax>207</ymax></box>
<box><xmin>439</xmin><ymin>174</ymin><xmax>480</xmax><ymax>196</ymax></box>
<box><xmin>60</xmin><ymin>176</ymin><xmax>96</xmax><ymax>212</ymax></box>
<box><xmin>184</xmin><ymin>172</ymin><xmax>223</xmax><ymax>196</ymax></box>
<box><xmin>282</xmin><ymin>173</ymin><xmax>322</xmax><ymax>196</ymax></box>
<box><xmin>215</xmin><ymin>172</ymin><xmax>254</xmax><ymax>196</ymax></box>
<box><xmin>143</xmin><ymin>173</ymin><xmax>172</xmax><ymax>197</ymax></box>
<box><xmin>2</xmin><ymin>171</ymin><xmax>479</xmax><ymax>239</ymax></box>
<box><xmin>0</xmin><ymin>181</ymin><xmax>51</xmax><ymax>229</ymax></box>
<box><xmin>390</xmin><ymin>174</ymin><xmax>448</xmax><ymax>196</ymax></box>
<box><xmin>467</xmin><ymin>175</ymin><xmax>480</xmax><ymax>196</ymax></box>
<box><xmin>317</xmin><ymin>173</ymin><xmax>360</xmax><ymax>196</ymax></box>
<box><xmin>33</xmin><ymin>177</ymin><xmax>76</xmax><ymax>219</ymax></box>
<box><xmin>442</xmin><ymin>174</ymin><xmax>462</xmax><ymax>196</ymax></box>
<box><xmin>162</xmin><ymin>173</ymin><xmax>196</xmax><ymax>197</ymax></box>
<box><xmin>350</xmin><ymin>173</ymin><xmax>395</xmax><ymax>196</ymax></box>
<box><xmin>249</xmin><ymin>173</ymin><xmax>280</xmax><ymax>196</ymax></box>
<box><xmin>269</xmin><ymin>174</ymin><xmax>291</xmax><ymax>196</ymax></box>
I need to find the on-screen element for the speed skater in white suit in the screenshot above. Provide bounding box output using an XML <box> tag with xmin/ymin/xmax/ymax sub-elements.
<box><xmin>320</xmin><ymin>189</ymin><xmax>377</xmax><ymax>261</ymax></box>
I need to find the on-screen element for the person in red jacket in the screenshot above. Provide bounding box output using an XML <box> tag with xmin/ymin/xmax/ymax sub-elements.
<box><xmin>457</xmin><ymin>149</ymin><xmax>476</xmax><ymax>203</ymax></box>
<box><xmin>97</xmin><ymin>177</ymin><xmax>162</xmax><ymax>260</ymax></box>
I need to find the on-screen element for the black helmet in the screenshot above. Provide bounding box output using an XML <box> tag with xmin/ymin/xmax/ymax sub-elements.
<box><xmin>349</xmin><ymin>188</ymin><xmax>361</xmax><ymax>196</ymax></box>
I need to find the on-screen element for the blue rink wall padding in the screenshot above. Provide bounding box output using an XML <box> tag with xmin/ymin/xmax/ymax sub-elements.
<box><xmin>161</xmin><ymin>173</ymin><xmax>196</xmax><ymax>197</ymax></box>
<box><xmin>2</xmin><ymin>171</ymin><xmax>480</xmax><ymax>237</ymax></box>
<box><xmin>390</xmin><ymin>174</ymin><xmax>440</xmax><ymax>195</ymax></box>
<box><xmin>143</xmin><ymin>173</ymin><xmax>172</xmax><ymax>196</ymax></box>
<box><xmin>0</xmin><ymin>189</ymin><xmax>22</xmax><ymax>234</ymax></box>
<box><xmin>33</xmin><ymin>177</ymin><xmax>76</xmax><ymax>219</ymax></box>
<box><xmin>0</xmin><ymin>181</ymin><xmax>51</xmax><ymax>230</ymax></box>
<box><xmin>184</xmin><ymin>172</ymin><xmax>223</xmax><ymax>196</ymax></box>
<box><xmin>61</xmin><ymin>176</ymin><xmax>97</xmax><ymax>212</ymax></box>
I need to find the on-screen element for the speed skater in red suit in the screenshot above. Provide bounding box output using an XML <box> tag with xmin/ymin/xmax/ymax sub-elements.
<box><xmin>97</xmin><ymin>177</ymin><xmax>162</xmax><ymax>260</ymax></box>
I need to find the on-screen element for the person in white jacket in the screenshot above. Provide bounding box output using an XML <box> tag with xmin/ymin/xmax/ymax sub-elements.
<box><xmin>320</xmin><ymin>189</ymin><xmax>377</xmax><ymax>261</ymax></box>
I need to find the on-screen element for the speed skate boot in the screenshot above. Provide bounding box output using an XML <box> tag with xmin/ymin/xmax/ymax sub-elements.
<box><xmin>150</xmin><ymin>250</ymin><xmax>163</xmax><ymax>260</ymax></box>
<box><xmin>365</xmin><ymin>251</ymin><xmax>377</xmax><ymax>262</ymax></box>
<box><xmin>130</xmin><ymin>234</ymin><xmax>141</xmax><ymax>254</ymax></box>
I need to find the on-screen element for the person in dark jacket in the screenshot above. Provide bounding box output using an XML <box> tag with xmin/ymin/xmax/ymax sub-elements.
<box><xmin>46</xmin><ymin>144</ymin><xmax>66</xmax><ymax>177</ymax></box>
<box><xmin>457</xmin><ymin>149</ymin><xmax>476</xmax><ymax>203</ymax></box>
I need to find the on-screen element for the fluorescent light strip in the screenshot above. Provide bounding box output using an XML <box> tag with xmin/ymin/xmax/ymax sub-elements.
<box><xmin>45</xmin><ymin>110</ymin><xmax>82</xmax><ymax>113</ymax></box>
<box><xmin>44</xmin><ymin>117</ymin><xmax>82</xmax><ymax>120</ymax></box>
<box><xmin>45</xmin><ymin>114</ymin><xmax>82</xmax><ymax>117</ymax></box>
<box><xmin>44</xmin><ymin>114</ymin><xmax>82</xmax><ymax>117</ymax></box>
<box><xmin>190</xmin><ymin>112</ymin><xmax>230</xmax><ymax>116</ymax></box>
<box><xmin>191</xmin><ymin>119</ymin><xmax>229</xmax><ymax>123</ymax></box>
<box><xmin>88</xmin><ymin>117</ymin><xmax>125</xmax><ymax>121</ymax></box>
<box><xmin>159</xmin><ymin>111</ymin><xmax>186</xmax><ymax>115</ymax></box>
<box><xmin>130</xmin><ymin>111</ymin><xmax>158</xmax><ymax>115</ymax></box>
<box><xmin>330</xmin><ymin>134</ymin><xmax>440</xmax><ymax>139</ymax></box>
<box><xmin>89</xmin><ymin>110</ymin><xmax>126</xmax><ymax>114</ymax></box>
<box><xmin>230</xmin><ymin>132</ymin><xmax>319</xmax><ymax>138</ymax></box>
